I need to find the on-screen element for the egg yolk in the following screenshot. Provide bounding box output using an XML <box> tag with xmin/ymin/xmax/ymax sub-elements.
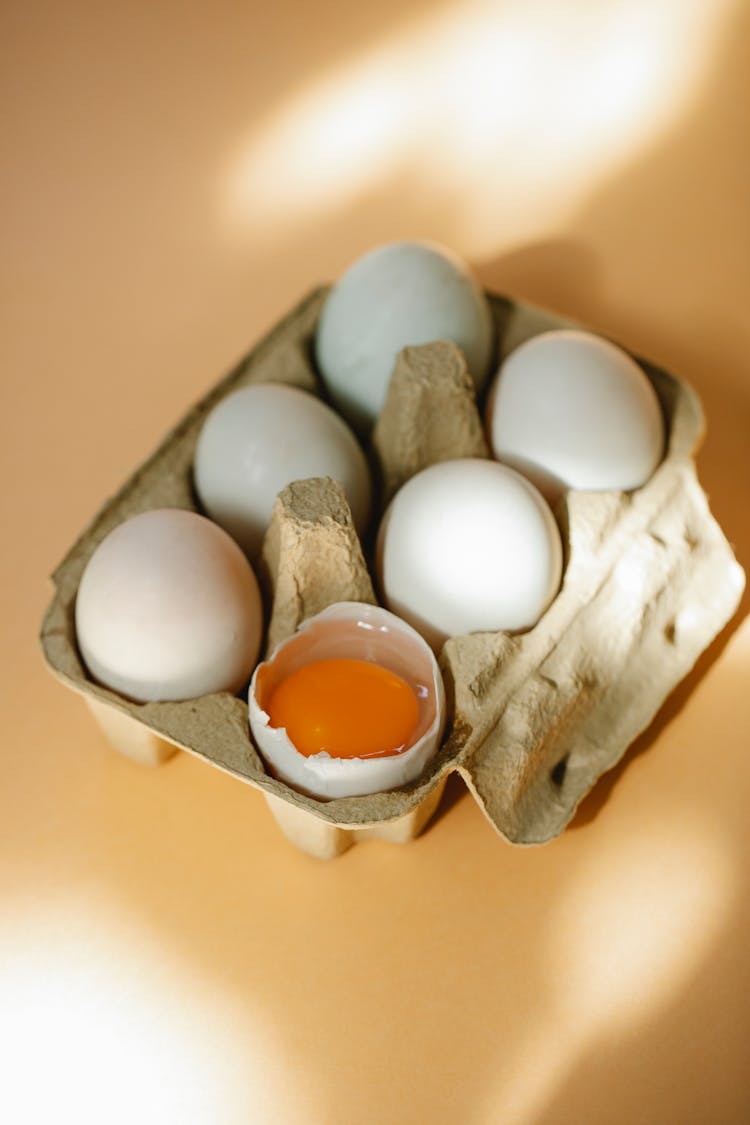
<box><xmin>266</xmin><ymin>658</ymin><xmax>420</xmax><ymax>759</ymax></box>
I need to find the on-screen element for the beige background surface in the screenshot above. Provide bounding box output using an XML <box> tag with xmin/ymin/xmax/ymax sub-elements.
<box><xmin>2</xmin><ymin>1</ymin><xmax>749</xmax><ymax>1122</ymax></box>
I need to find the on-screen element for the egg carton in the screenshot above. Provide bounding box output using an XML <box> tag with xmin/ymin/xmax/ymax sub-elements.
<box><xmin>40</xmin><ymin>288</ymin><xmax>745</xmax><ymax>858</ymax></box>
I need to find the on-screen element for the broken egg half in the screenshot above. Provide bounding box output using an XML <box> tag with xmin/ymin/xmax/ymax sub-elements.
<box><xmin>248</xmin><ymin>602</ymin><xmax>445</xmax><ymax>799</ymax></box>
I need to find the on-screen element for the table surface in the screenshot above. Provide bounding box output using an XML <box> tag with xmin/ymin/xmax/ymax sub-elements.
<box><xmin>2</xmin><ymin>2</ymin><xmax>749</xmax><ymax>1123</ymax></box>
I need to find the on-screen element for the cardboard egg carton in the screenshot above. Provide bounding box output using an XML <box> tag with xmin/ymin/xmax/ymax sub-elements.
<box><xmin>40</xmin><ymin>288</ymin><xmax>745</xmax><ymax>858</ymax></box>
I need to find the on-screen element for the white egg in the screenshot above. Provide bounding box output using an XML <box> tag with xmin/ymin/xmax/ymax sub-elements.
<box><xmin>193</xmin><ymin>383</ymin><xmax>372</xmax><ymax>558</ymax></box>
<box><xmin>248</xmin><ymin>602</ymin><xmax>445</xmax><ymax>799</ymax></box>
<box><xmin>487</xmin><ymin>329</ymin><xmax>665</xmax><ymax>497</ymax></box>
<box><xmin>315</xmin><ymin>241</ymin><xmax>495</xmax><ymax>431</ymax></box>
<box><xmin>75</xmin><ymin>508</ymin><xmax>263</xmax><ymax>702</ymax></box>
<box><xmin>377</xmin><ymin>459</ymin><xmax>563</xmax><ymax>650</ymax></box>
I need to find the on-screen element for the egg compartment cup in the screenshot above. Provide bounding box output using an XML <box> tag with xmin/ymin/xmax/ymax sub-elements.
<box><xmin>40</xmin><ymin>288</ymin><xmax>745</xmax><ymax>858</ymax></box>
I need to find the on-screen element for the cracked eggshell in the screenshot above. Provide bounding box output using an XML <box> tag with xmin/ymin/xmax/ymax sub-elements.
<box><xmin>248</xmin><ymin>602</ymin><xmax>445</xmax><ymax>799</ymax></box>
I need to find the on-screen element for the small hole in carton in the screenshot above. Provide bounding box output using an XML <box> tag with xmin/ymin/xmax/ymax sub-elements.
<box><xmin>550</xmin><ymin>755</ymin><xmax>569</xmax><ymax>787</ymax></box>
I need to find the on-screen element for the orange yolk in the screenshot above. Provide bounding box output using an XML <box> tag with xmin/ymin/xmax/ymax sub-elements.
<box><xmin>265</xmin><ymin>658</ymin><xmax>420</xmax><ymax>759</ymax></box>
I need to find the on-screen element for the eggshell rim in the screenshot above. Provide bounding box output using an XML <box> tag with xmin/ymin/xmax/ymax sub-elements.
<box><xmin>248</xmin><ymin>601</ymin><xmax>446</xmax><ymax>800</ymax></box>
